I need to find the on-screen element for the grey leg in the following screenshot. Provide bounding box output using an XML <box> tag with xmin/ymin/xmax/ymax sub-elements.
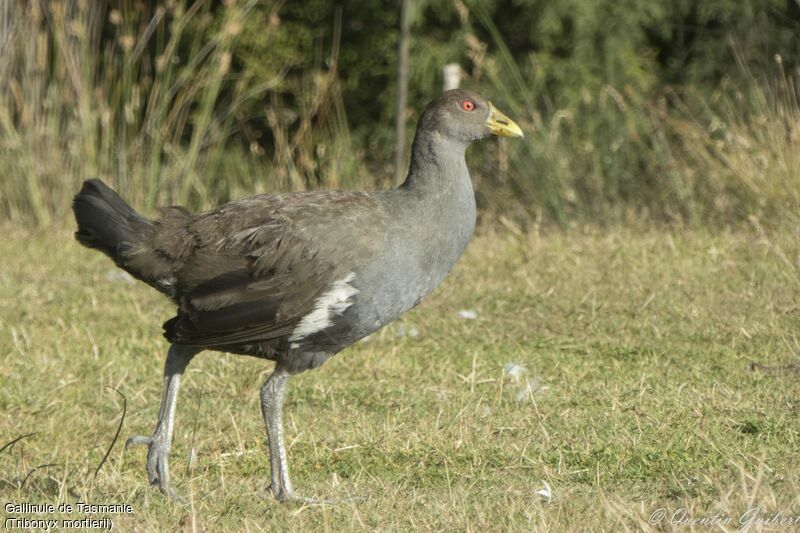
<box><xmin>126</xmin><ymin>344</ymin><xmax>198</xmax><ymax>500</ymax></box>
<box><xmin>260</xmin><ymin>365</ymin><xmax>366</xmax><ymax>505</ymax></box>
<box><xmin>260</xmin><ymin>365</ymin><xmax>296</xmax><ymax>501</ymax></box>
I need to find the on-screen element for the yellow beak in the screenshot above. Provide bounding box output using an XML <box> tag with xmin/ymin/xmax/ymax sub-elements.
<box><xmin>486</xmin><ymin>102</ymin><xmax>524</xmax><ymax>138</ymax></box>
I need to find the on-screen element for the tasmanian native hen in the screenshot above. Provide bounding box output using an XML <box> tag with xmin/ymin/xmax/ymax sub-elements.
<box><xmin>73</xmin><ymin>89</ymin><xmax>523</xmax><ymax>502</ymax></box>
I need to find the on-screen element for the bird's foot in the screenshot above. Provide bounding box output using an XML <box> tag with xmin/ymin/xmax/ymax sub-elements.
<box><xmin>263</xmin><ymin>484</ymin><xmax>365</xmax><ymax>505</ymax></box>
<box><xmin>125</xmin><ymin>433</ymin><xmax>185</xmax><ymax>502</ymax></box>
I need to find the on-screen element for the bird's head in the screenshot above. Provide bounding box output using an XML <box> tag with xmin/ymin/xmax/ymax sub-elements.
<box><xmin>418</xmin><ymin>89</ymin><xmax>524</xmax><ymax>145</ymax></box>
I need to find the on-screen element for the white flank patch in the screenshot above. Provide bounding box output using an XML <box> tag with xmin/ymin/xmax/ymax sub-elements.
<box><xmin>289</xmin><ymin>273</ymin><xmax>359</xmax><ymax>342</ymax></box>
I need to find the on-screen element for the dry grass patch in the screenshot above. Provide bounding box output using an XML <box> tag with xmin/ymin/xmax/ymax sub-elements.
<box><xmin>1</xmin><ymin>225</ymin><xmax>799</xmax><ymax>530</ymax></box>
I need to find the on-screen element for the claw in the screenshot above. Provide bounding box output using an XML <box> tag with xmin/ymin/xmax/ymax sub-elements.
<box><xmin>125</xmin><ymin>432</ymin><xmax>184</xmax><ymax>502</ymax></box>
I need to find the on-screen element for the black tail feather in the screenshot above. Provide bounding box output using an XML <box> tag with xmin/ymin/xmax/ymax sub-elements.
<box><xmin>72</xmin><ymin>179</ymin><xmax>151</xmax><ymax>263</ymax></box>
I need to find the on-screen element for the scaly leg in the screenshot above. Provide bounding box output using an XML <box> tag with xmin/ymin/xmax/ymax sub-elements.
<box><xmin>261</xmin><ymin>365</ymin><xmax>297</xmax><ymax>501</ymax></box>
<box><xmin>260</xmin><ymin>365</ymin><xmax>366</xmax><ymax>505</ymax></box>
<box><xmin>126</xmin><ymin>344</ymin><xmax>198</xmax><ymax>500</ymax></box>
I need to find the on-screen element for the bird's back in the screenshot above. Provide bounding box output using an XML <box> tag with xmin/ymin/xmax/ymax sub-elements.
<box><xmin>151</xmin><ymin>191</ymin><xmax>387</xmax><ymax>358</ymax></box>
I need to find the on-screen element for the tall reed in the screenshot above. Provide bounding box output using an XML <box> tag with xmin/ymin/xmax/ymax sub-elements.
<box><xmin>467</xmin><ymin>5</ymin><xmax>800</xmax><ymax>229</ymax></box>
<box><xmin>0</xmin><ymin>2</ymin><xmax>797</xmax><ymax>231</ymax></box>
<box><xmin>0</xmin><ymin>0</ymin><xmax>363</xmax><ymax>225</ymax></box>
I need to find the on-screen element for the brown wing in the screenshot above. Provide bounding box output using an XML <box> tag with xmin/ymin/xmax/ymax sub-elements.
<box><xmin>159</xmin><ymin>191</ymin><xmax>385</xmax><ymax>347</ymax></box>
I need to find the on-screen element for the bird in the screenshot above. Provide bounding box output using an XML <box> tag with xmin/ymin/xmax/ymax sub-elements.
<box><xmin>72</xmin><ymin>89</ymin><xmax>523</xmax><ymax>503</ymax></box>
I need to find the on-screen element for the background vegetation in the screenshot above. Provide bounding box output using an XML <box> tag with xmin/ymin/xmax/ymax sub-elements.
<box><xmin>0</xmin><ymin>0</ymin><xmax>798</xmax><ymax>228</ymax></box>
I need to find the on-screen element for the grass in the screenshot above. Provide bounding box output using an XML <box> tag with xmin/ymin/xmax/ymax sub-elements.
<box><xmin>2</xmin><ymin>223</ymin><xmax>799</xmax><ymax>530</ymax></box>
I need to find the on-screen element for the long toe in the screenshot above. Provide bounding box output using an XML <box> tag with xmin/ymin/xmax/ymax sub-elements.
<box><xmin>286</xmin><ymin>493</ymin><xmax>365</xmax><ymax>505</ymax></box>
<box><xmin>145</xmin><ymin>443</ymin><xmax>163</xmax><ymax>485</ymax></box>
<box><xmin>147</xmin><ymin>441</ymin><xmax>179</xmax><ymax>497</ymax></box>
<box><xmin>264</xmin><ymin>485</ymin><xmax>364</xmax><ymax>505</ymax></box>
<box><xmin>125</xmin><ymin>435</ymin><xmax>153</xmax><ymax>448</ymax></box>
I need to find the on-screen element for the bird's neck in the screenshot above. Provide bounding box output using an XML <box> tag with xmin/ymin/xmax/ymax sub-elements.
<box><xmin>400</xmin><ymin>129</ymin><xmax>470</xmax><ymax>196</ymax></box>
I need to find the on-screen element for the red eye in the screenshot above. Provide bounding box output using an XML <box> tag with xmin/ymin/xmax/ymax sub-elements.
<box><xmin>461</xmin><ymin>100</ymin><xmax>475</xmax><ymax>111</ymax></box>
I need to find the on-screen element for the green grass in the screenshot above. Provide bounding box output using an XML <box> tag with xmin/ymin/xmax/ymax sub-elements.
<box><xmin>1</xmin><ymin>225</ymin><xmax>799</xmax><ymax>530</ymax></box>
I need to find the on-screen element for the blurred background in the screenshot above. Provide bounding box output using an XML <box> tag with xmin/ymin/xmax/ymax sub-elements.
<box><xmin>0</xmin><ymin>0</ymin><xmax>798</xmax><ymax>230</ymax></box>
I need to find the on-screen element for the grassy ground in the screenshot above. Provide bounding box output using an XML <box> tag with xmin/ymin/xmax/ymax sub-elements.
<box><xmin>1</xmin><ymin>224</ymin><xmax>799</xmax><ymax>531</ymax></box>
